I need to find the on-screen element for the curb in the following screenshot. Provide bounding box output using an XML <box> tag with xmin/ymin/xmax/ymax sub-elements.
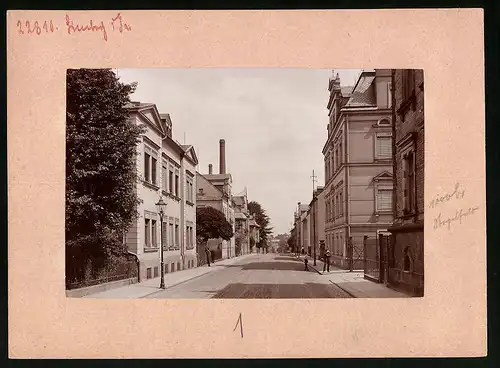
<box><xmin>328</xmin><ymin>280</ymin><xmax>357</xmax><ymax>298</ymax></box>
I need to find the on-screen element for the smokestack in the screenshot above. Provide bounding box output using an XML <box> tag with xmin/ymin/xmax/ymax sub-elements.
<box><xmin>208</xmin><ymin>164</ymin><xmax>213</xmax><ymax>175</ymax></box>
<box><xmin>219</xmin><ymin>139</ymin><xmax>226</xmax><ymax>174</ymax></box>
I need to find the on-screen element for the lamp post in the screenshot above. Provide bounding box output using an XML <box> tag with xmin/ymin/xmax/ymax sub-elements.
<box><xmin>156</xmin><ymin>196</ymin><xmax>167</xmax><ymax>289</ymax></box>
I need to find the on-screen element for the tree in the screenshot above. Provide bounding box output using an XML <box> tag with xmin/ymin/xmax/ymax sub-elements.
<box><xmin>248</xmin><ymin>201</ymin><xmax>273</xmax><ymax>252</ymax></box>
<box><xmin>65</xmin><ymin>69</ymin><xmax>144</xmax><ymax>286</ymax></box>
<box><xmin>196</xmin><ymin>207</ymin><xmax>234</xmax><ymax>245</ymax></box>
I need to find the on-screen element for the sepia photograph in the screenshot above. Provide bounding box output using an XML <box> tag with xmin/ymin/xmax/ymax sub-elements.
<box><xmin>65</xmin><ymin>68</ymin><xmax>425</xmax><ymax>299</ymax></box>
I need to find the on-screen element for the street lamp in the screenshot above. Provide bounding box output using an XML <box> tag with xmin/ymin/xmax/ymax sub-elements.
<box><xmin>156</xmin><ymin>196</ymin><xmax>167</xmax><ymax>289</ymax></box>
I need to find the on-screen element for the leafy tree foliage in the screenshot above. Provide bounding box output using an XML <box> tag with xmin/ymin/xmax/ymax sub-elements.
<box><xmin>66</xmin><ymin>69</ymin><xmax>144</xmax><ymax>286</ymax></box>
<box><xmin>248</xmin><ymin>201</ymin><xmax>273</xmax><ymax>250</ymax></box>
<box><xmin>196</xmin><ymin>206</ymin><xmax>234</xmax><ymax>244</ymax></box>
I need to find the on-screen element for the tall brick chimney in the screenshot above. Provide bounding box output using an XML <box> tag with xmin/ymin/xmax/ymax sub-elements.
<box><xmin>208</xmin><ymin>164</ymin><xmax>213</xmax><ymax>175</ymax></box>
<box><xmin>219</xmin><ymin>139</ymin><xmax>226</xmax><ymax>174</ymax></box>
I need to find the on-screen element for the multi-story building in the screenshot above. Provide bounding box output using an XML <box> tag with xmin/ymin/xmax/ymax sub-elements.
<box><xmin>294</xmin><ymin>202</ymin><xmax>309</xmax><ymax>254</ymax></box>
<box><xmin>248</xmin><ymin>215</ymin><xmax>260</xmax><ymax>252</ymax></box>
<box><xmin>233</xmin><ymin>191</ymin><xmax>250</xmax><ymax>256</ymax></box>
<box><xmin>196</xmin><ymin>139</ymin><xmax>236</xmax><ymax>260</ymax></box>
<box><xmin>323</xmin><ymin>70</ymin><xmax>394</xmax><ymax>269</ymax></box>
<box><xmin>387</xmin><ymin>69</ymin><xmax>425</xmax><ymax>296</ymax></box>
<box><xmin>124</xmin><ymin>101</ymin><xmax>199</xmax><ymax>281</ymax></box>
<box><xmin>309</xmin><ymin>186</ymin><xmax>326</xmax><ymax>260</ymax></box>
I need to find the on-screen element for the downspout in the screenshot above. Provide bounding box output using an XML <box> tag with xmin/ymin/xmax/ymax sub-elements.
<box><xmin>180</xmin><ymin>151</ymin><xmax>186</xmax><ymax>269</ymax></box>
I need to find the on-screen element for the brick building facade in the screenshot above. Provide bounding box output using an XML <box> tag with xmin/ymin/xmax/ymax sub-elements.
<box><xmin>388</xmin><ymin>69</ymin><xmax>425</xmax><ymax>296</ymax></box>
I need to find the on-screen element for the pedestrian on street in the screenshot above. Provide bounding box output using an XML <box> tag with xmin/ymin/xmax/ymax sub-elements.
<box><xmin>323</xmin><ymin>249</ymin><xmax>331</xmax><ymax>273</ymax></box>
<box><xmin>304</xmin><ymin>255</ymin><xmax>309</xmax><ymax>271</ymax></box>
<box><xmin>205</xmin><ymin>245</ymin><xmax>211</xmax><ymax>267</ymax></box>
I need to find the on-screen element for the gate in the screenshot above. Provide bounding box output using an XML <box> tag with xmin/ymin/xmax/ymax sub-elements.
<box><xmin>363</xmin><ymin>233</ymin><xmax>391</xmax><ymax>283</ymax></box>
<box><xmin>379</xmin><ymin>234</ymin><xmax>390</xmax><ymax>284</ymax></box>
<box><xmin>347</xmin><ymin>236</ymin><xmax>365</xmax><ymax>271</ymax></box>
<box><xmin>364</xmin><ymin>236</ymin><xmax>380</xmax><ymax>282</ymax></box>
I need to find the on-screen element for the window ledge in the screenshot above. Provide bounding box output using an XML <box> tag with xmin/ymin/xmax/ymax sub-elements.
<box><xmin>376</xmin><ymin>210</ymin><xmax>393</xmax><ymax>215</ymax></box>
<box><xmin>186</xmin><ymin>200</ymin><xmax>195</xmax><ymax>207</ymax></box>
<box><xmin>144</xmin><ymin>247</ymin><xmax>159</xmax><ymax>253</ymax></box>
<box><xmin>143</xmin><ymin>181</ymin><xmax>160</xmax><ymax>191</ymax></box>
<box><xmin>162</xmin><ymin>190</ymin><xmax>169</xmax><ymax>197</ymax></box>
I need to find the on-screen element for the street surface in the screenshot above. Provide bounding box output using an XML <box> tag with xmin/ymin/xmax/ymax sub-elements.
<box><xmin>146</xmin><ymin>253</ymin><xmax>351</xmax><ymax>299</ymax></box>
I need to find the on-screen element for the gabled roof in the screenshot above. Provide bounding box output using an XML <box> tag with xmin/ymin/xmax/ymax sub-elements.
<box><xmin>181</xmin><ymin>144</ymin><xmax>199</xmax><ymax>165</ymax></box>
<box><xmin>126</xmin><ymin>101</ymin><xmax>166</xmax><ymax>135</ymax></box>
<box><xmin>344</xmin><ymin>72</ymin><xmax>376</xmax><ymax>108</ymax></box>
<box><xmin>373</xmin><ymin>171</ymin><xmax>393</xmax><ymax>181</ymax></box>
<box><xmin>233</xmin><ymin>195</ymin><xmax>246</xmax><ymax>207</ymax></box>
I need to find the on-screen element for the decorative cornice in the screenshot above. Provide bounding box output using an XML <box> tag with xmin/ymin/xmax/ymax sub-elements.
<box><xmin>143</xmin><ymin>136</ymin><xmax>160</xmax><ymax>151</ymax></box>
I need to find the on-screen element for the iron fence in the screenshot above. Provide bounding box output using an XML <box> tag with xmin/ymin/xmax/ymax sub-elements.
<box><xmin>66</xmin><ymin>255</ymin><xmax>138</xmax><ymax>290</ymax></box>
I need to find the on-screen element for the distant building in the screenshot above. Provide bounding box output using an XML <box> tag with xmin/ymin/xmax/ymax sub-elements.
<box><xmin>196</xmin><ymin>139</ymin><xmax>236</xmax><ymax>260</ymax></box>
<box><xmin>248</xmin><ymin>215</ymin><xmax>260</xmax><ymax>251</ymax></box>
<box><xmin>309</xmin><ymin>186</ymin><xmax>326</xmax><ymax>260</ymax></box>
<box><xmin>323</xmin><ymin>70</ymin><xmax>394</xmax><ymax>269</ymax></box>
<box><xmin>124</xmin><ymin>102</ymin><xmax>199</xmax><ymax>281</ymax></box>
<box><xmin>294</xmin><ymin>202</ymin><xmax>309</xmax><ymax>255</ymax></box>
<box><xmin>388</xmin><ymin>69</ymin><xmax>425</xmax><ymax>296</ymax></box>
<box><xmin>233</xmin><ymin>191</ymin><xmax>251</xmax><ymax>256</ymax></box>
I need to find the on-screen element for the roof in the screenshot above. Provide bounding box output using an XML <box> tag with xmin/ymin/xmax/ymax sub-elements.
<box><xmin>233</xmin><ymin>195</ymin><xmax>245</xmax><ymax>206</ymax></box>
<box><xmin>341</xmin><ymin>86</ymin><xmax>354</xmax><ymax>97</ymax></box>
<box><xmin>125</xmin><ymin>101</ymin><xmax>155</xmax><ymax>109</ymax></box>
<box><xmin>344</xmin><ymin>72</ymin><xmax>376</xmax><ymax>108</ymax></box>
<box><xmin>235</xmin><ymin>212</ymin><xmax>248</xmax><ymax>220</ymax></box>
<box><xmin>203</xmin><ymin>173</ymin><xmax>233</xmax><ymax>182</ymax></box>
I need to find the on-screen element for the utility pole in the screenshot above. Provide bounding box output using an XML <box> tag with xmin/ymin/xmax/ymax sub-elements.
<box><xmin>311</xmin><ymin>170</ymin><xmax>317</xmax><ymax>265</ymax></box>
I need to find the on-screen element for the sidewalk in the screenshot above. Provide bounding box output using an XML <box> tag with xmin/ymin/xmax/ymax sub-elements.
<box><xmin>297</xmin><ymin>255</ymin><xmax>410</xmax><ymax>298</ymax></box>
<box><xmin>82</xmin><ymin>253</ymin><xmax>256</xmax><ymax>299</ymax></box>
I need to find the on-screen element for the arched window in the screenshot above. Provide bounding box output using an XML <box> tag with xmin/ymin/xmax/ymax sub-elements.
<box><xmin>403</xmin><ymin>247</ymin><xmax>411</xmax><ymax>272</ymax></box>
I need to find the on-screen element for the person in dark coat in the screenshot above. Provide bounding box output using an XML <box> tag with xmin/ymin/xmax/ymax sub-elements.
<box><xmin>323</xmin><ymin>249</ymin><xmax>331</xmax><ymax>272</ymax></box>
<box><xmin>304</xmin><ymin>255</ymin><xmax>309</xmax><ymax>271</ymax></box>
<box><xmin>205</xmin><ymin>245</ymin><xmax>211</xmax><ymax>267</ymax></box>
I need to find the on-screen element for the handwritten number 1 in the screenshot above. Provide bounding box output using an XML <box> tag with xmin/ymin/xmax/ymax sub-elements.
<box><xmin>233</xmin><ymin>313</ymin><xmax>243</xmax><ymax>338</ymax></box>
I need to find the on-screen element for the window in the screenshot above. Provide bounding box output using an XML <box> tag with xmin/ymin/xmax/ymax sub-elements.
<box><xmin>151</xmin><ymin>157</ymin><xmax>157</xmax><ymax>185</ymax></box>
<box><xmin>154</xmin><ymin>267</ymin><xmax>159</xmax><ymax>278</ymax></box>
<box><xmin>339</xmin><ymin>142</ymin><xmax>343</xmax><ymax>165</ymax></box>
<box><xmin>169</xmin><ymin>169</ymin><xmax>174</xmax><ymax>194</ymax></box>
<box><xmin>339</xmin><ymin>191</ymin><xmax>343</xmax><ymax>216</ymax></box>
<box><xmin>175</xmin><ymin>223</ymin><xmax>179</xmax><ymax>246</ymax></box>
<box><xmin>377</xmin><ymin>189</ymin><xmax>393</xmax><ymax>212</ymax></box>
<box><xmin>162</xmin><ymin>165</ymin><xmax>168</xmax><ymax>192</ymax></box>
<box><xmin>144</xmin><ymin>153</ymin><xmax>150</xmax><ymax>182</ymax></box>
<box><xmin>177</xmin><ymin>263</ymin><xmax>181</xmax><ymax>271</ymax></box>
<box><xmin>402</xmin><ymin>69</ymin><xmax>415</xmax><ymax>101</ymax></box>
<box><xmin>162</xmin><ymin>221</ymin><xmax>167</xmax><ymax>248</ymax></box>
<box><xmin>387</xmin><ymin>83</ymin><xmax>392</xmax><ymax>108</ymax></box>
<box><xmin>171</xmin><ymin>263</ymin><xmax>174</xmax><ymax>272</ymax></box>
<box><xmin>377</xmin><ymin>136</ymin><xmax>392</xmax><ymax>159</ymax></box>
<box><xmin>151</xmin><ymin>220</ymin><xmax>157</xmax><ymax>247</ymax></box>
<box><xmin>186</xmin><ymin>178</ymin><xmax>194</xmax><ymax>202</ymax></box>
<box><xmin>175</xmin><ymin>172</ymin><xmax>179</xmax><ymax>197</ymax></box>
<box><xmin>169</xmin><ymin>222</ymin><xmax>174</xmax><ymax>247</ymax></box>
<box><xmin>146</xmin><ymin>268</ymin><xmax>152</xmax><ymax>279</ymax></box>
<box><xmin>144</xmin><ymin>219</ymin><xmax>151</xmax><ymax>247</ymax></box>
<box><xmin>404</xmin><ymin>151</ymin><xmax>416</xmax><ymax>213</ymax></box>
<box><xmin>403</xmin><ymin>247</ymin><xmax>411</xmax><ymax>272</ymax></box>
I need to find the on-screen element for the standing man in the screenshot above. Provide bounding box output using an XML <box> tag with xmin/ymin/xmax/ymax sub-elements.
<box><xmin>323</xmin><ymin>249</ymin><xmax>331</xmax><ymax>273</ymax></box>
<box><xmin>205</xmin><ymin>245</ymin><xmax>211</xmax><ymax>267</ymax></box>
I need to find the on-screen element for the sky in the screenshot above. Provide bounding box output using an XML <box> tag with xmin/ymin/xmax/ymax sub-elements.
<box><xmin>117</xmin><ymin>68</ymin><xmax>362</xmax><ymax>234</ymax></box>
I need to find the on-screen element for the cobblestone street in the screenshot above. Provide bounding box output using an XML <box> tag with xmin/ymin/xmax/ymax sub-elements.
<box><xmin>146</xmin><ymin>253</ymin><xmax>351</xmax><ymax>299</ymax></box>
